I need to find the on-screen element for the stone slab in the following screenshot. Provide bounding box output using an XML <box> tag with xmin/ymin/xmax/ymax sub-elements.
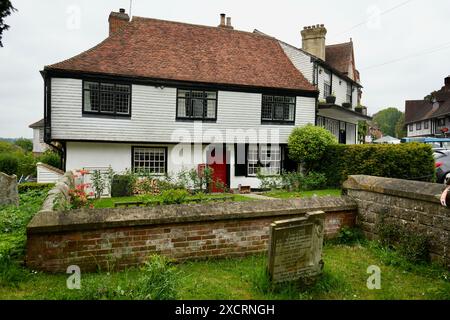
<box><xmin>268</xmin><ymin>211</ymin><xmax>325</xmax><ymax>285</ymax></box>
<box><xmin>0</xmin><ymin>172</ymin><xmax>19</xmax><ymax>207</ymax></box>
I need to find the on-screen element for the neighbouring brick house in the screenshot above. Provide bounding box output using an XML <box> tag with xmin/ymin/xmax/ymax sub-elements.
<box><xmin>40</xmin><ymin>9</ymin><xmax>371</xmax><ymax>191</ymax></box>
<box><xmin>405</xmin><ymin>76</ymin><xmax>450</xmax><ymax>138</ymax></box>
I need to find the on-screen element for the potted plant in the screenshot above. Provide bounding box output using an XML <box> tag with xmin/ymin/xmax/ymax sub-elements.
<box><xmin>355</xmin><ymin>104</ymin><xmax>366</xmax><ymax>114</ymax></box>
<box><xmin>326</xmin><ymin>93</ymin><xmax>336</xmax><ymax>104</ymax></box>
<box><xmin>342</xmin><ymin>102</ymin><xmax>352</xmax><ymax>109</ymax></box>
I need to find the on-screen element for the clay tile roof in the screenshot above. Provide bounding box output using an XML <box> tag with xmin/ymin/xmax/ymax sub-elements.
<box><xmin>46</xmin><ymin>17</ymin><xmax>316</xmax><ymax>92</ymax></box>
<box><xmin>405</xmin><ymin>100</ymin><xmax>435</xmax><ymax>124</ymax></box>
<box><xmin>325</xmin><ymin>42</ymin><xmax>353</xmax><ymax>75</ymax></box>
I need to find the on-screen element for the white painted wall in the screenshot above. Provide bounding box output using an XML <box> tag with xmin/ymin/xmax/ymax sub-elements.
<box><xmin>32</xmin><ymin>128</ymin><xmax>49</xmax><ymax>154</ymax></box>
<box><xmin>66</xmin><ymin>142</ymin><xmax>266</xmax><ymax>189</ymax></box>
<box><xmin>51</xmin><ymin>78</ymin><xmax>316</xmax><ymax>145</ymax></box>
<box><xmin>279</xmin><ymin>42</ymin><xmax>314</xmax><ymax>83</ymax></box>
<box><xmin>407</xmin><ymin>120</ymin><xmax>432</xmax><ymax>137</ymax></box>
<box><xmin>280</xmin><ymin>42</ymin><xmax>359</xmax><ymax>107</ymax></box>
<box><xmin>37</xmin><ymin>163</ymin><xmax>63</xmax><ymax>183</ymax></box>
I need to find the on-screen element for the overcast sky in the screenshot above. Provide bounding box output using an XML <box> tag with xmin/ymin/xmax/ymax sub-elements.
<box><xmin>1</xmin><ymin>0</ymin><xmax>449</xmax><ymax>138</ymax></box>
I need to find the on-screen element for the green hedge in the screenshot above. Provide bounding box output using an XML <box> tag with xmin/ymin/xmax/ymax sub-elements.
<box><xmin>314</xmin><ymin>143</ymin><xmax>435</xmax><ymax>187</ymax></box>
<box><xmin>18</xmin><ymin>183</ymin><xmax>54</xmax><ymax>194</ymax></box>
<box><xmin>111</xmin><ymin>175</ymin><xmax>134</xmax><ymax>197</ymax></box>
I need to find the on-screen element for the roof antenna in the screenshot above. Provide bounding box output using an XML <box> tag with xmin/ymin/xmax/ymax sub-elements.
<box><xmin>129</xmin><ymin>0</ymin><xmax>133</xmax><ymax>18</ymax></box>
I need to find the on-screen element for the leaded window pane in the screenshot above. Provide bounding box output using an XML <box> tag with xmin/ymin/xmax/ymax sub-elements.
<box><xmin>261</xmin><ymin>95</ymin><xmax>296</xmax><ymax>123</ymax></box>
<box><xmin>83</xmin><ymin>81</ymin><xmax>131</xmax><ymax>115</ymax></box>
<box><xmin>176</xmin><ymin>89</ymin><xmax>217</xmax><ymax>120</ymax></box>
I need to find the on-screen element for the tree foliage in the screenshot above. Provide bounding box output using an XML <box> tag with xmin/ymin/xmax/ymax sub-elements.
<box><xmin>14</xmin><ymin>138</ymin><xmax>33</xmax><ymax>153</ymax></box>
<box><xmin>395</xmin><ymin>113</ymin><xmax>407</xmax><ymax>139</ymax></box>
<box><xmin>0</xmin><ymin>0</ymin><xmax>16</xmax><ymax>47</ymax></box>
<box><xmin>288</xmin><ymin>124</ymin><xmax>338</xmax><ymax>172</ymax></box>
<box><xmin>373</xmin><ymin>108</ymin><xmax>403</xmax><ymax>137</ymax></box>
<box><xmin>358</xmin><ymin>121</ymin><xmax>368</xmax><ymax>144</ymax></box>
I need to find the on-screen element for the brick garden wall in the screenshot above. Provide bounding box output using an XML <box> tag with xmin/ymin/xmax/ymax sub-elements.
<box><xmin>26</xmin><ymin>197</ymin><xmax>356</xmax><ymax>273</ymax></box>
<box><xmin>344</xmin><ymin>175</ymin><xmax>450</xmax><ymax>268</ymax></box>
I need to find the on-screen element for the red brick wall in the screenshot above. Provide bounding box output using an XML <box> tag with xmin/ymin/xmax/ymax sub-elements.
<box><xmin>26</xmin><ymin>211</ymin><xmax>355</xmax><ymax>273</ymax></box>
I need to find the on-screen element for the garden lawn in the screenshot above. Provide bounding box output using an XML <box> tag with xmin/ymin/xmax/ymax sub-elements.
<box><xmin>93</xmin><ymin>194</ymin><xmax>254</xmax><ymax>209</ymax></box>
<box><xmin>264</xmin><ymin>189</ymin><xmax>341</xmax><ymax>199</ymax></box>
<box><xmin>1</xmin><ymin>188</ymin><xmax>448</xmax><ymax>300</ymax></box>
<box><xmin>0</xmin><ymin>244</ymin><xmax>448</xmax><ymax>300</ymax></box>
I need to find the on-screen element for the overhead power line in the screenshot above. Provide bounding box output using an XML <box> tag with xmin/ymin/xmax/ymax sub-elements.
<box><xmin>331</xmin><ymin>0</ymin><xmax>415</xmax><ymax>38</ymax></box>
<box><xmin>361</xmin><ymin>41</ymin><xmax>450</xmax><ymax>71</ymax></box>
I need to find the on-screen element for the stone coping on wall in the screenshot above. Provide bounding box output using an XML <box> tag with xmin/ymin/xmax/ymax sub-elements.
<box><xmin>343</xmin><ymin>175</ymin><xmax>445</xmax><ymax>204</ymax></box>
<box><xmin>27</xmin><ymin>196</ymin><xmax>356</xmax><ymax>235</ymax></box>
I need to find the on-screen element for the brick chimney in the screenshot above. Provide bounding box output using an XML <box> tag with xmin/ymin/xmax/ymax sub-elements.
<box><xmin>218</xmin><ymin>13</ymin><xmax>233</xmax><ymax>29</ymax></box>
<box><xmin>109</xmin><ymin>8</ymin><xmax>130</xmax><ymax>36</ymax></box>
<box><xmin>218</xmin><ymin>13</ymin><xmax>226</xmax><ymax>27</ymax></box>
<box><xmin>301</xmin><ymin>24</ymin><xmax>327</xmax><ymax>60</ymax></box>
<box><xmin>445</xmin><ymin>76</ymin><xmax>450</xmax><ymax>91</ymax></box>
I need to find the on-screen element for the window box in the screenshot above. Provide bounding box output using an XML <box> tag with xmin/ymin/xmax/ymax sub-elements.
<box><xmin>342</xmin><ymin>102</ymin><xmax>352</xmax><ymax>109</ymax></box>
<box><xmin>326</xmin><ymin>95</ymin><xmax>336</xmax><ymax>104</ymax></box>
<box><xmin>355</xmin><ymin>106</ymin><xmax>363</xmax><ymax>113</ymax></box>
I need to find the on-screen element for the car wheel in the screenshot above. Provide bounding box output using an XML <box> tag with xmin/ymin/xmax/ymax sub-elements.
<box><xmin>444</xmin><ymin>173</ymin><xmax>450</xmax><ymax>185</ymax></box>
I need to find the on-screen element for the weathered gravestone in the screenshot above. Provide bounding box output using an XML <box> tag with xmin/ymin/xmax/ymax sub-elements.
<box><xmin>0</xmin><ymin>172</ymin><xmax>19</xmax><ymax>207</ymax></box>
<box><xmin>268</xmin><ymin>211</ymin><xmax>325</xmax><ymax>286</ymax></box>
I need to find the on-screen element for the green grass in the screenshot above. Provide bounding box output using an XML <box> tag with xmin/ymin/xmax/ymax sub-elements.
<box><xmin>1</xmin><ymin>188</ymin><xmax>448</xmax><ymax>300</ymax></box>
<box><xmin>93</xmin><ymin>194</ymin><xmax>254</xmax><ymax>209</ymax></box>
<box><xmin>0</xmin><ymin>244</ymin><xmax>448</xmax><ymax>300</ymax></box>
<box><xmin>0</xmin><ymin>189</ymin><xmax>50</xmax><ymax>258</ymax></box>
<box><xmin>264</xmin><ymin>189</ymin><xmax>342</xmax><ymax>199</ymax></box>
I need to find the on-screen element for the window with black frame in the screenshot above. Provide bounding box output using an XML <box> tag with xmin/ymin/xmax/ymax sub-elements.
<box><xmin>83</xmin><ymin>81</ymin><xmax>131</xmax><ymax>116</ymax></box>
<box><xmin>177</xmin><ymin>89</ymin><xmax>217</xmax><ymax>121</ymax></box>
<box><xmin>323</xmin><ymin>70</ymin><xmax>332</xmax><ymax>98</ymax></box>
<box><xmin>261</xmin><ymin>95</ymin><xmax>296</xmax><ymax>124</ymax></box>
<box><xmin>346</xmin><ymin>83</ymin><xmax>352</xmax><ymax>103</ymax></box>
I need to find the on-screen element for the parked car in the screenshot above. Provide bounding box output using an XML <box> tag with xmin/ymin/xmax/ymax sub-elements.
<box><xmin>402</xmin><ymin>137</ymin><xmax>450</xmax><ymax>150</ymax></box>
<box><xmin>434</xmin><ymin>149</ymin><xmax>450</xmax><ymax>183</ymax></box>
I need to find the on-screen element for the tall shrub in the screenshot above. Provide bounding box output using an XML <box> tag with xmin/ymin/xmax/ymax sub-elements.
<box><xmin>38</xmin><ymin>151</ymin><xmax>61</xmax><ymax>170</ymax></box>
<box><xmin>0</xmin><ymin>153</ymin><xmax>19</xmax><ymax>175</ymax></box>
<box><xmin>316</xmin><ymin>143</ymin><xmax>435</xmax><ymax>187</ymax></box>
<box><xmin>287</xmin><ymin>124</ymin><xmax>338</xmax><ymax>172</ymax></box>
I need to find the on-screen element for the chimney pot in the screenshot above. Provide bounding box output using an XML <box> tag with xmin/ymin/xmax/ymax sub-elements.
<box><xmin>226</xmin><ymin>17</ymin><xmax>234</xmax><ymax>29</ymax></box>
<box><xmin>219</xmin><ymin>13</ymin><xmax>226</xmax><ymax>27</ymax></box>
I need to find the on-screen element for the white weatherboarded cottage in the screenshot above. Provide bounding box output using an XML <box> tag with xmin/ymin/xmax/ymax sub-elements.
<box><xmin>40</xmin><ymin>10</ymin><xmax>370</xmax><ymax>190</ymax></box>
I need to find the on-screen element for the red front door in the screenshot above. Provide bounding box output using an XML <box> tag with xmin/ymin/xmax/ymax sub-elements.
<box><xmin>207</xmin><ymin>146</ymin><xmax>227</xmax><ymax>193</ymax></box>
